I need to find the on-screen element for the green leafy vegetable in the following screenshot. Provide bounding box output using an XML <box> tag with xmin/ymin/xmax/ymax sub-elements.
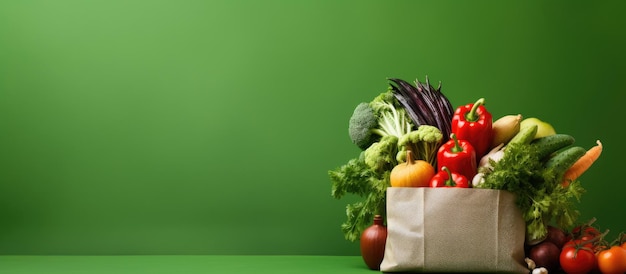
<box><xmin>477</xmin><ymin>142</ymin><xmax>585</xmax><ymax>242</ymax></box>
<box><xmin>329</xmin><ymin>152</ymin><xmax>390</xmax><ymax>242</ymax></box>
<box><xmin>348</xmin><ymin>89</ymin><xmax>413</xmax><ymax>151</ymax></box>
<box><xmin>369</xmin><ymin>90</ymin><xmax>413</xmax><ymax>138</ymax></box>
<box><xmin>364</xmin><ymin>135</ymin><xmax>399</xmax><ymax>173</ymax></box>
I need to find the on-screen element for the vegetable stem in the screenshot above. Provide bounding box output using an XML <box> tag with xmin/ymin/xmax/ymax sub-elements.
<box><xmin>465</xmin><ymin>98</ymin><xmax>485</xmax><ymax>122</ymax></box>
<box><xmin>449</xmin><ymin>133</ymin><xmax>463</xmax><ymax>153</ymax></box>
<box><xmin>442</xmin><ymin>166</ymin><xmax>456</xmax><ymax>187</ymax></box>
<box><xmin>405</xmin><ymin>150</ymin><xmax>415</xmax><ymax>165</ymax></box>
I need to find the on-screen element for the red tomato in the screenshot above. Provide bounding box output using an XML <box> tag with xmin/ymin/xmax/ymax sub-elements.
<box><xmin>580</xmin><ymin>235</ymin><xmax>599</xmax><ymax>243</ymax></box>
<box><xmin>560</xmin><ymin>244</ymin><xmax>597</xmax><ymax>274</ymax></box>
<box><xmin>572</xmin><ymin>224</ymin><xmax>600</xmax><ymax>239</ymax></box>
<box><xmin>564</xmin><ymin>239</ymin><xmax>593</xmax><ymax>249</ymax></box>
<box><xmin>597</xmin><ymin>246</ymin><xmax>626</xmax><ymax>274</ymax></box>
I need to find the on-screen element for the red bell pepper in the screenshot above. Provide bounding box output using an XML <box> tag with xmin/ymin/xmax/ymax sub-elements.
<box><xmin>437</xmin><ymin>133</ymin><xmax>477</xmax><ymax>181</ymax></box>
<box><xmin>451</xmin><ymin>98</ymin><xmax>493</xmax><ymax>159</ymax></box>
<box><xmin>429</xmin><ymin>166</ymin><xmax>470</xmax><ymax>188</ymax></box>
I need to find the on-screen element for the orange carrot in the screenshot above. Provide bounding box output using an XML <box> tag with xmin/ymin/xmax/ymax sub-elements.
<box><xmin>561</xmin><ymin>140</ymin><xmax>603</xmax><ymax>187</ymax></box>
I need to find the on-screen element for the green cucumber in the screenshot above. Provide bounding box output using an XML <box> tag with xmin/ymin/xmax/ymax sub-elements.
<box><xmin>530</xmin><ymin>134</ymin><xmax>576</xmax><ymax>160</ymax></box>
<box><xmin>508</xmin><ymin>124</ymin><xmax>537</xmax><ymax>145</ymax></box>
<box><xmin>544</xmin><ymin>145</ymin><xmax>586</xmax><ymax>182</ymax></box>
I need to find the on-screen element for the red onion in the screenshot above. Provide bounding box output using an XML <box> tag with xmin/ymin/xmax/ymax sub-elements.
<box><xmin>528</xmin><ymin>241</ymin><xmax>561</xmax><ymax>272</ymax></box>
<box><xmin>544</xmin><ymin>225</ymin><xmax>568</xmax><ymax>249</ymax></box>
<box><xmin>360</xmin><ymin>215</ymin><xmax>387</xmax><ymax>270</ymax></box>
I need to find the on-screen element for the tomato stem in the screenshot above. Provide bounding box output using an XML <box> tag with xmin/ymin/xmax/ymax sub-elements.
<box><xmin>587</xmin><ymin>217</ymin><xmax>597</xmax><ymax>226</ymax></box>
<box><xmin>585</xmin><ymin>229</ymin><xmax>610</xmax><ymax>245</ymax></box>
<box><xmin>609</xmin><ymin>231</ymin><xmax>626</xmax><ymax>247</ymax></box>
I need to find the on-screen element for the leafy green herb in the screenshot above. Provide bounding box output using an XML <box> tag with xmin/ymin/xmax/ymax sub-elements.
<box><xmin>329</xmin><ymin>151</ymin><xmax>390</xmax><ymax>242</ymax></box>
<box><xmin>477</xmin><ymin>142</ymin><xmax>585</xmax><ymax>242</ymax></box>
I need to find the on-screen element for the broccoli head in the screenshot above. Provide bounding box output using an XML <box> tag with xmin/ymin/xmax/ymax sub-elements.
<box><xmin>348</xmin><ymin>90</ymin><xmax>414</xmax><ymax>151</ymax></box>
<box><xmin>348</xmin><ymin>102</ymin><xmax>380</xmax><ymax>150</ymax></box>
<box><xmin>396</xmin><ymin>125</ymin><xmax>443</xmax><ymax>166</ymax></box>
<box><xmin>363</xmin><ymin>135</ymin><xmax>399</xmax><ymax>172</ymax></box>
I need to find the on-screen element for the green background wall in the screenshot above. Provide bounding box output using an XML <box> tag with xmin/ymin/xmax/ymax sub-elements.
<box><xmin>1</xmin><ymin>1</ymin><xmax>624</xmax><ymax>255</ymax></box>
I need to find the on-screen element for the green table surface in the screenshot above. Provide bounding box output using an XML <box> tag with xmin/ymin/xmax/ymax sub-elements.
<box><xmin>0</xmin><ymin>255</ymin><xmax>373</xmax><ymax>274</ymax></box>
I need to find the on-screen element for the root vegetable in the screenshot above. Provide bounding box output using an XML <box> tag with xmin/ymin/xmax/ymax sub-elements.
<box><xmin>529</xmin><ymin>241</ymin><xmax>561</xmax><ymax>272</ymax></box>
<box><xmin>545</xmin><ymin>225</ymin><xmax>568</xmax><ymax>249</ymax></box>
<box><xmin>561</xmin><ymin>140</ymin><xmax>603</xmax><ymax>187</ymax></box>
<box><xmin>490</xmin><ymin>114</ymin><xmax>522</xmax><ymax>149</ymax></box>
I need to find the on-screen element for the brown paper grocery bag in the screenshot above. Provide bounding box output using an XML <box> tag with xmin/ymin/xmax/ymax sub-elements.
<box><xmin>380</xmin><ymin>188</ymin><xmax>528</xmax><ymax>273</ymax></box>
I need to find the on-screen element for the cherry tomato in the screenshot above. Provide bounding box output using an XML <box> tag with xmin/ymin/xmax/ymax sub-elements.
<box><xmin>560</xmin><ymin>244</ymin><xmax>597</xmax><ymax>274</ymax></box>
<box><xmin>597</xmin><ymin>246</ymin><xmax>626</xmax><ymax>274</ymax></box>
<box><xmin>564</xmin><ymin>239</ymin><xmax>593</xmax><ymax>249</ymax></box>
<box><xmin>580</xmin><ymin>235</ymin><xmax>599</xmax><ymax>243</ymax></box>
<box><xmin>572</xmin><ymin>224</ymin><xmax>600</xmax><ymax>239</ymax></box>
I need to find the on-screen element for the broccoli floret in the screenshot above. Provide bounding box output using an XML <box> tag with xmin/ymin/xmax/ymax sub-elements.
<box><xmin>369</xmin><ymin>89</ymin><xmax>399</xmax><ymax>116</ymax></box>
<box><xmin>397</xmin><ymin>125</ymin><xmax>443</xmax><ymax>166</ymax></box>
<box><xmin>348</xmin><ymin>90</ymin><xmax>414</xmax><ymax>151</ymax></box>
<box><xmin>364</xmin><ymin>135</ymin><xmax>399</xmax><ymax>172</ymax></box>
<box><xmin>369</xmin><ymin>90</ymin><xmax>413</xmax><ymax>139</ymax></box>
<box><xmin>348</xmin><ymin>102</ymin><xmax>380</xmax><ymax>150</ymax></box>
